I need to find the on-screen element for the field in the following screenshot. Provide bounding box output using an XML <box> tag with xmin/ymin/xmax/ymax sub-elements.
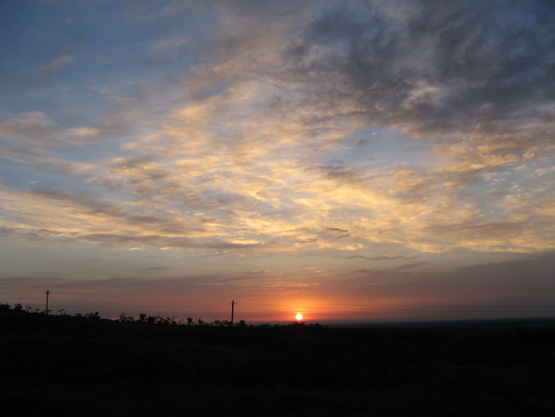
<box><xmin>1</xmin><ymin>308</ymin><xmax>554</xmax><ymax>416</ymax></box>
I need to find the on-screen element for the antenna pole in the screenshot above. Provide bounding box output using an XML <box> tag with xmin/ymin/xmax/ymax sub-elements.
<box><xmin>45</xmin><ymin>290</ymin><xmax>50</xmax><ymax>315</ymax></box>
<box><xmin>230</xmin><ymin>299</ymin><xmax>237</xmax><ymax>327</ymax></box>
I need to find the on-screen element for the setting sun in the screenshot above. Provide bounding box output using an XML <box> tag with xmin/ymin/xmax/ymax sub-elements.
<box><xmin>295</xmin><ymin>313</ymin><xmax>303</xmax><ymax>321</ymax></box>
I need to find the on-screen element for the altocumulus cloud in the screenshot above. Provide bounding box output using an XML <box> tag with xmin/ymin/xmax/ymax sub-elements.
<box><xmin>0</xmin><ymin>0</ymin><xmax>553</xmax><ymax>256</ymax></box>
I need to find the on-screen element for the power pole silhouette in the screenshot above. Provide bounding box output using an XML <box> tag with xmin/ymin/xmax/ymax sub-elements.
<box><xmin>45</xmin><ymin>290</ymin><xmax>50</xmax><ymax>315</ymax></box>
<box><xmin>230</xmin><ymin>299</ymin><xmax>237</xmax><ymax>327</ymax></box>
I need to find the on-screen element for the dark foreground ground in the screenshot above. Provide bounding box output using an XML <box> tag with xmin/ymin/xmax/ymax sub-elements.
<box><xmin>1</xmin><ymin>310</ymin><xmax>554</xmax><ymax>416</ymax></box>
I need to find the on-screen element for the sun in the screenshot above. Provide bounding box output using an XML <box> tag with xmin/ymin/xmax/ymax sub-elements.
<box><xmin>295</xmin><ymin>313</ymin><xmax>303</xmax><ymax>321</ymax></box>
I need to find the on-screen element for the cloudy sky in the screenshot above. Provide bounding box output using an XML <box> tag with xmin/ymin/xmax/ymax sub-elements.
<box><xmin>1</xmin><ymin>0</ymin><xmax>554</xmax><ymax>323</ymax></box>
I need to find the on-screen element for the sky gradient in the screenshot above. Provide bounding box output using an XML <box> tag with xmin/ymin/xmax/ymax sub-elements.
<box><xmin>1</xmin><ymin>0</ymin><xmax>554</xmax><ymax>323</ymax></box>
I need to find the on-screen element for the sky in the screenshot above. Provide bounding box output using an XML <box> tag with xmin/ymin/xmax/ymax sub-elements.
<box><xmin>1</xmin><ymin>0</ymin><xmax>554</xmax><ymax>323</ymax></box>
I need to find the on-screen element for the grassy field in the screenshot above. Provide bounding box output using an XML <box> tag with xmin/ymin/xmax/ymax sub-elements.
<box><xmin>1</xmin><ymin>308</ymin><xmax>554</xmax><ymax>416</ymax></box>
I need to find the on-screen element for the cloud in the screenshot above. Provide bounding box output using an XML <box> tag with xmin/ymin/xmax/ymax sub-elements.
<box><xmin>341</xmin><ymin>254</ymin><xmax>419</xmax><ymax>262</ymax></box>
<box><xmin>0</xmin><ymin>111</ymin><xmax>110</xmax><ymax>149</ymax></box>
<box><xmin>38</xmin><ymin>55</ymin><xmax>74</xmax><ymax>72</ymax></box>
<box><xmin>0</xmin><ymin>1</ymin><xmax>553</xmax><ymax>256</ymax></box>
<box><xmin>287</xmin><ymin>1</ymin><xmax>555</xmax><ymax>135</ymax></box>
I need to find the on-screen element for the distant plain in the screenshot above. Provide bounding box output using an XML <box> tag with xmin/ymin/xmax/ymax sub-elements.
<box><xmin>1</xmin><ymin>307</ymin><xmax>554</xmax><ymax>416</ymax></box>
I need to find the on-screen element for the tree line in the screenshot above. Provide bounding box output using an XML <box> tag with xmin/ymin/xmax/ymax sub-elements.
<box><xmin>0</xmin><ymin>301</ymin><xmax>247</xmax><ymax>327</ymax></box>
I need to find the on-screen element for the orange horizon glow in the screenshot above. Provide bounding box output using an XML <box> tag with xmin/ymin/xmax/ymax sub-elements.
<box><xmin>34</xmin><ymin>286</ymin><xmax>529</xmax><ymax>324</ymax></box>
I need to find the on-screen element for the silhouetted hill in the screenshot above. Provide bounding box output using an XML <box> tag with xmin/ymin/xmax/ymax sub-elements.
<box><xmin>1</xmin><ymin>308</ymin><xmax>554</xmax><ymax>416</ymax></box>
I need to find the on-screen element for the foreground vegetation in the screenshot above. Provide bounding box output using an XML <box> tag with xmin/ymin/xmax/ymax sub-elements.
<box><xmin>1</xmin><ymin>304</ymin><xmax>554</xmax><ymax>416</ymax></box>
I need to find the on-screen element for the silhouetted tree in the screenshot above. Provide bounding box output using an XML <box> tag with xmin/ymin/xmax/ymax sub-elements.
<box><xmin>119</xmin><ymin>313</ymin><xmax>134</xmax><ymax>323</ymax></box>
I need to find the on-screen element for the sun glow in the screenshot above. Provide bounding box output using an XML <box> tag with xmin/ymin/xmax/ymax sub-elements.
<box><xmin>295</xmin><ymin>313</ymin><xmax>303</xmax><ymax>321</ymax></box>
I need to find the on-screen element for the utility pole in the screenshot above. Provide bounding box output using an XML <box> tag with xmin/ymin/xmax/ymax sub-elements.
<box><xmin>230</xmin><ymin>299</ymin><xmax>237</xmax><ymax>327</ymax></box>
<box><xmin>45</xmin><ymin>290</ymin><xmax>50</xmax><ymax>315</ymax></box>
